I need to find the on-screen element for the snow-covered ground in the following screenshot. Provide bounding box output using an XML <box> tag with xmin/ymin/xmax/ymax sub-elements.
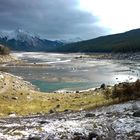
<box><xmin>0</xmin><ymin>100</ymin><xmax>139</xmax><ymax>140</ymax></box>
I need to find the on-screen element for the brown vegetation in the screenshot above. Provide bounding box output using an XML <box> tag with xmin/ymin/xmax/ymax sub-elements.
<box><xmin>0</xmin><ymin>44</ymin><xmax>10</xmax><ymax>55</ymax></box>
<box><xmin>103</xmin><ymin>80</ymin><xmax>140</xmax><ymax>101</ymax></box>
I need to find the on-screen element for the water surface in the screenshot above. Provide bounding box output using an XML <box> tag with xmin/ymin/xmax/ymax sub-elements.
<box><xmin>1</xmin><ymin>52</ymin><xmax>140</xmax><ymax>92</ymax></box>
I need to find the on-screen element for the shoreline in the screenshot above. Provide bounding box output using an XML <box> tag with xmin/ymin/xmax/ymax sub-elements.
<box><xmin>0</xmin><ymin>54</ymin><xmax>140</xmax><ymax>139</ymax></box>
<box><xmin>0</xmin><ymin>52</ymin><xmax>140</xmax><ymax>118</ymax></box>
<box><xmin>0</xmin><ymin>70</ymin><xmax>140</xmax><ymax>116</ymax></box>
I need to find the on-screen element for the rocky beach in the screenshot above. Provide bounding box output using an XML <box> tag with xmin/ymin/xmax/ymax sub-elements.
<box><xmin>0</xmin><ymin>101</ymin><xmax>139</xmax><ymax>140</ymax></box>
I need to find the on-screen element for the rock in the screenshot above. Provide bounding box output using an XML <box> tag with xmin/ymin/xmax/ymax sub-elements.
<box><xmin>36</xmin><ymin>112</ymin><xmax>43</xmax><ymax>115</ymax></box>
<box><xmin>76</xmin><ymin>91</ymin><xmax>79</xmax><ymax>93</ymax></box>
<box><xmin>28</xmin><ymin>136</ymin><xmax>41</xmax><ymax>140</ymax></box>
<box><xmin>133</xmin><ymin>111</ymin><xmax>140</xmax><ymax>117</ymax></box>
<box><xmin>27</xmin><ymin>96</ymin><xmax>31</xmax><ymax>99</ymax></box>
<box><xmin>100</xmin><ymin>83</ymin><xmax>106</xmax><ymax>89</ymax></box>
<box><xmin>11</xmin><ymin>97</ymin><xmax>18</xmax><ymax>100</ymax></box>
<box><xmin>8</xmin><ymin>113</ymin><xmax>16</xmax><ymax>117</ymax></box>
<box><xmin>0</xmin><ymin>74</ymin><xmax>4</xmax><ymax>79</ymax></box>
<box><xmin>88</xmin><ymin>132</ymin><xmax>100</xmax><ymax>140</ymax></box>
<box><xmin>3</xmin><ymin>95</ymin><xmax>8</xmax><ymax>99</ymax></box>
<box><xmin>64</xmin><ymin>109</ymin><xmax>69</xmax><ymax>112</ymax></box>
<box><xmin>56</xmin><ymin>98</ymin><xmax>60</xmax><ymax>101</ymax></box>
<box><xmin>38</xmin><ymin>120</ymin><xmax>49</xmax><ymax>124</ymax></box>
<box><xmin>74</xmin><ymin>132</ymin><xmax>83</xmax><ymax>136</ymax></box>
<box><xmin>73</xmin><ymin>132</ymin><xmax>86</xmax><ymax>140</ymax></box>
<box><xmin>60</xmin><ymin>135</ymin><xmax>68</xmax><ymax>139</ymax></box>
<box><xmin>73</xmin><ymin>135</ymin><xmax>86</xmax><ymax>140</ymax></box>
<box><xmin>49</xmin><ymin>109</ymin><xmax>54</xmax><ymax>114</ymax></box>
<box><xmin>85</xmin><ymin>113</ymin><xmax>95</xmax><ymax>117</ymax></box>
<box><xmin>132</xmin><ymin>103</ymin><xmax>140</xmax><ymax>110</ymax></box>
<box><xmin>56</xmin><ymin>104</ymin><xmax>60</xmax><ymax>108</ymax></box>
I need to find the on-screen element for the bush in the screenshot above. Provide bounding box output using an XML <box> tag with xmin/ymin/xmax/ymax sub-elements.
<box><xmin>103</xmin><ymin>88</ymin><xmax>112</xmax><ymax>99</ymax></box>
<box><xmin>0</xmin><ymin>44</ymin><xmax>10</xmax><ymax>55</ymax></box>
<box><xmin>134</xmin><ymin>79</ymin><xmax>140</xmax><ymax>97</ymax></box>
<box><xmin>111</xmin><ymin>81</ymin><xmax>140</xmax><ymax>101</ymax></box>
<box><xmin>135</xmin><ymin>79</ymin><xmax>140</xmax><ymax>91</ymax></box>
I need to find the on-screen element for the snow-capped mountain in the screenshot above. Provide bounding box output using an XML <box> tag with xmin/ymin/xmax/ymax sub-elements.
<box><xmin>0</xmin><ymin>29</ymin><xmax>63</xmax><ymax>52</ymax></box>
<box><xmin>61</xmin><ymin>37</ymin><xmax>83</xmax><ymax>43</ymax></box>
<box><xmin>0</xmin><ymin>29</ymin><xmax>35</xmax><ymax>41</ymax></box>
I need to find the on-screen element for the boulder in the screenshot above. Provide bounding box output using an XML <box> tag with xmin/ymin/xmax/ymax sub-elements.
<box><xmin>8</xmin><ymin>113</ymin><xmax>16</xmax><ymax>117</ymax></box>
<box><xmin>73</xmin><ymin>132</ymin><xmax>86</xmax><ymax>140</ymax></box>
<box><xmin>56</xmin><ymin>104</ymin><xmax>60</xmax><ymax>108</ymax></box>
<box><xmin>133</xmin><ymin>111</ymin><xmax>140</xmax><ymax>117</ymax></box>
<box><xmin>64</xmin><ymin>109</ymin><xmax>69</xmax><ymax>112</ymax></box>
<box><xmin>28</xmin><ymin>136</ymin><xmax>41</xmax><ymax>140</ymax></box>
<box><xmin>100</xmin><ymin>84</ymin><xmax>106</xmax><ymax>89</ymax></box>
<box><xmin>73</xmin><ymin>135</ymin><xmax>86</xmax><ymax>140</ymax></box>
<box><xmin>38</xmin><ymin>120</ymin><xmax>49</xmax><ymax>124</ymax></box>
<box><xmin>76</xmin><ymin>91</ymin><xmax>79</xmax><ymax>93</ymax></box>
<box><xmin>88</xmin><ymin>132</ymin><xmax>100</xmax><ymax>140</ymax></box>
<box><xmin>85</xmin><ymin>113</ymin><xmax>95</xmax><ymax>117</ymax></box>
<box><xmin>11</xmin><ymin>97</ymin><xmax>18</xmax><ymax>100</ymax></box>
<box><xmin>49</xmin><ymin>109</ymin><xmax>54</xmax><ymax>114</ymax></box>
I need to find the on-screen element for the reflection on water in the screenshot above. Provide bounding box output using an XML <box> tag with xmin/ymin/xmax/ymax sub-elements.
<box><xmin>1</xmin><ymin>52</ymin><xmax>140</xmax><ymax>92</ymax></box>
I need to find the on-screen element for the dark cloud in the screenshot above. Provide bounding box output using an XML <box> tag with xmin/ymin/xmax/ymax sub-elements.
<box><xmin>0</xmin><ymin>0</ymin><xmax>108</xmax><ymax>40</ymax></box>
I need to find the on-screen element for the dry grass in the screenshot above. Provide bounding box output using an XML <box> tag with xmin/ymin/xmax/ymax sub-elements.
<box><xmin>0</xmin><ymin>72</ymin><xmax>110</xmax><ymax>116</ymax></box>
<box><xmin>0</xmin><ymin>72</ymin><xmax>139</xmax><ymax>117</ymax></box>
<box><xmin>0</xmin><ymin>90</ymin><xmax>107</xmax><ymax>116</ymax></box>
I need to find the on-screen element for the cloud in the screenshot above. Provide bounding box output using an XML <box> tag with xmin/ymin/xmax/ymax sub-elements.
<box><xmin>0</xmin><ymin>0</ymin><xmax>108</xmax><ymax>40</ymax></box>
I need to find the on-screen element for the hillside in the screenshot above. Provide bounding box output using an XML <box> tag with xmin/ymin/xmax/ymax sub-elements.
<box><xmin>57</xmin><ymin>29</ymin><xmax>140</xmax><ymax>53</ymax></box>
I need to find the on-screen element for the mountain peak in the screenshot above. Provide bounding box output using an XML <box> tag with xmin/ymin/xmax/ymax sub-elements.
<box><xmin>0</xmin><ymin>29</ymin><xmax>38</xmax><ymax>41</ymax></box>
<box><xmin>0</xmin><ymin>29</ymin><xmax>63</xmax><ymax>51</ymax></box>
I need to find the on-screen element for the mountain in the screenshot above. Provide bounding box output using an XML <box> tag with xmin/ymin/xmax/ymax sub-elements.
<box><xmin>0</xmin><ymin>29</ymin><xmax>63</xmax><ymax>52</ymax></box>
<box><xmin>1</xmin><ymin>28</ymin><xmax>140</xmax><ymax>53</ymax></box>
<box><xmin>60</xmin><ymin>37</ymin><xmax>83</xmax><ymax>43</ymax></box>
<box><xmin>57</xmin><ymin>29</ymin><xmax>140</xmax><ymax>53</ymax></box>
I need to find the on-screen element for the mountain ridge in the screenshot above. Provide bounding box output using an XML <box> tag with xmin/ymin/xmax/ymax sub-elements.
<box><xmin>57</xmin><ymin>28</ymin><xmax>140</xmax><ymax>53</ymax></box>
<box><xmin>0</xmin><ymin>28</ymin><xmax>140</xmax><ymax>52</ymax></box>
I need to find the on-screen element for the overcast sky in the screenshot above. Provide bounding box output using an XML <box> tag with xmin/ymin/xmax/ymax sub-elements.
<box><xmin>0</xmin><ymin>0</ymin><xmax>140</xmax><ymax>40</ymax></box>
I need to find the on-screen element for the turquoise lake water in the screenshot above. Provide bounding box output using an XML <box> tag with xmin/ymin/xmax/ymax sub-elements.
<box><xmin>31</xmin><ymin>80</ymin><xmax>101</xmax><ymax>92</ymax></box>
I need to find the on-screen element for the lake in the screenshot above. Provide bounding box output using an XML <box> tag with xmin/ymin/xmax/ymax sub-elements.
<box><xmin>1</xmin><ymin>52</ymin><xmax>140</xmax><ymax>92</ymax></box>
